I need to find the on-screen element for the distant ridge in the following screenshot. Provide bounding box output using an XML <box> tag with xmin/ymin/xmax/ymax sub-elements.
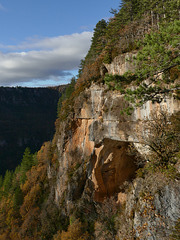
<box><xmin>0</xmin><ymin>85</ymin><xmax>66</xmax><ymax>175</ymax></box>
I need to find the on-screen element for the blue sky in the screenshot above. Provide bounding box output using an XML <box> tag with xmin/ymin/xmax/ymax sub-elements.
<box><xmin>0</xmin><ymin>0</ymin><xmax>119</xmax><ymax>87</ymax></box>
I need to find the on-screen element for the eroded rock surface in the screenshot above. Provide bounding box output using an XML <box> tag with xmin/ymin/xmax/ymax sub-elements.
<box><xmin>47</xmin><ymin>76</ymin><xmax>180</xmax><ymax>239</ymax></box>
<box><xmin>104</xmin><ymin>51</ymin><xmax>137</xmax><ymax>76</ymax></box>
<box><xmin>53</xmin><ymin>83</ymin><xmax>179</xmax><ymax>206</ymax></box>
<box><xmin>92</xmin><ymin>139</ymin><xmax>137</xmax><ymax>201</ymax></box>
<box><xmin>122</xmin><ymin>176</ymin><xmax>180</xmax><ymax>240</ymax></box>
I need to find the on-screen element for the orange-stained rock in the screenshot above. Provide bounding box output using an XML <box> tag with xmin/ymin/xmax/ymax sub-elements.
<box><xmin>117</xmin><ymin>192</ymin><xmax>127</xmax><ymax>205</ymax></box>
<box><xmin>53</xmin><ymin>83</ymin><xmax>179</xmax><ymax>205</ymax></box>
<box><xmin>92</xmin><ymin>139</ymin><xmax>137</xmax><ymax>202</ymax></box>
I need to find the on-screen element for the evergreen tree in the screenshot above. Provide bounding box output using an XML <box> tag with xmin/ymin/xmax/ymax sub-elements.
<box><xmin>119</xmin><ymin>0</ymin><xmax>140</xmax><ymax>21</ymax></box>
<box><xmin>124</xmin><ymin>20</ymin><xmax>180</xmax><ymax>105</ymax></box>
<box><xmin>0</xmin><ymin>175</ymin><xmax>3</xmax><ymax>188</ymax></box>
<box><xmin>57</xmin><ymin>77</ymin><xmax>76</xmax><ymax>116</ymax></box>
<box><xmin>13</xmin><ymin>185</ymin><xmax>23</xmax><ymax>209</ymax></box>
<box><xmin>85</xmin><ymin>19</ymin><xmax>107</xmax><ymax>62</ymax></box>
<box><xmin>78</xmin><ymin>59</ymin><xmax>85</xmax><ymax>78</ymax></box>
<box><xmin>64</xmin><ymin>77</ymin><xmax>76</xmax><ymax>99</ymax></box>
<box><xmin>3</xmin><ymin>170</ymin><xmax>13</xmax><ymax>192</ymax></box>
<box><xmin>135</xmin><ymin>20</ymin><xmax>179</xmax><ymax>82</ymax></box>
<box><xmin>20</xmin><ymin>147</ymin><xmax>33</xmax><ymax>184</ymax></box>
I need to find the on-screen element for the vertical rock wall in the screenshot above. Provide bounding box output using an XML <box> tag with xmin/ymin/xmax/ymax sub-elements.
<box><xmin>54</xmin><ymin>83</ymin><xmax>179</xmax><ymax>206</ymax></box>
<box><xmin>51</xmin><ymin>49</ymin><xmax>180</xmax><ymax>238</ymax></box>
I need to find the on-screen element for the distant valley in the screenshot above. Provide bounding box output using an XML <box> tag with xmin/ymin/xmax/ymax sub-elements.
<box><xmin>0</xmin><ymin>86</ymin><xmax>65</xmax><ymax>175</ymax></box>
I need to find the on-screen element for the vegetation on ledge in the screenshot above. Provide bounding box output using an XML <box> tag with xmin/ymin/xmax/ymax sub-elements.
<box><xmin>0</xmin><ymin>0</ymin><xmax>179</xmax><ymax>239</ymax></box>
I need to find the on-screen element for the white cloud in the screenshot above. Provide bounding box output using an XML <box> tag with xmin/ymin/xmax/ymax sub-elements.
<box><xmin>0</xmin><ymin>31</ymin><xmax>93</xmax><ymax>86</ymax></box>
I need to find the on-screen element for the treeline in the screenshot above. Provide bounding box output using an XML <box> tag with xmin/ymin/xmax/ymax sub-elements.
<box><xmin>0</xmin><ymin>86</ymin><xmax>64</xmax><ymax>176</ymax></box>
<box><xmin>78</xmin><ymin>0</ymin><xmax>179</xmax><ymax>82</ymax></box>
<box><xmin>77</xmin><ymin>0</ymin><xmax>179</xmax><ymax>106</ymax></box>
<box><xmin>0</xmin><ymin>0</ymin><xmax>179</xmax><ymax>239</ymax></box>
<box><xmin>0</xmin><ymin>143</ymin><xmax>68</xmax><ymax>239</ymax></box>
<box><xmin>104</xmin><ymin>19</ymin><xmax>180</xmax><ymax>108</ymax></box>
<box><xmin>0</xmin><ymin>148</ymin><xmax>37</xmax><ymax>202</ymax></box>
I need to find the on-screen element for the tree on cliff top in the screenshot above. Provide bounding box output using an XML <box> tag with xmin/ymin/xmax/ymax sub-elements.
<box><xmin>85</xmin><ymin>19</ymin><xmax>107</xmax><ymax>64</ymax></box>
<box><xmin>124</xmin><ymin>20</ymin><xmax>180</xmax><ymax>106</ymax></box>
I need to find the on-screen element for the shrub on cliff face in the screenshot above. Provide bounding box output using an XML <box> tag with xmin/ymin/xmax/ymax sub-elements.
<box><xmin>137</xmin><ymin>110</ymin><xmax>180</xmax><ymax>176</ymax></box>
<box><xmin>54</xmin><ymin>219</ymin><xmax>89</xmax><ymax>240</ymax></box>
<box><xmin>57</xmin><ymin>77</ymin><xmax>76</xmax><ymax>117</ymax></box>
<box><xmin>94</xmin><ymin>197</ymin><xmax>120</xmax><ymax>240</ymax></box>
<box><xmin>170</xmin><ymin>218</ymin><xmax>180</xmax><ymax>240</ymax></box>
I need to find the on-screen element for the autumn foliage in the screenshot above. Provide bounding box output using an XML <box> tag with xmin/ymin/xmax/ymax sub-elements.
<box><xmin>0</xmin><ymin>0</ymin><xmax>179</xmax><ymax>239</ymax></box>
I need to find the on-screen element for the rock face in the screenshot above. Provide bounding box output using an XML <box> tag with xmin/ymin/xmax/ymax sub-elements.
<box><xmin>122</xmin><ymin>176</ymin><xmax>180</xmax><ymax>240</ymax></box>
<box><xmin>51</xmin><ymin>53</ymin><xmax>180</xmax><ymax>239</ymax></box>
<box><xmin>91</xmin><ymin>139</ymin><xmax>137</xmax><ymax>202</ymax></box>
<box><xmin>104</xmin><ymin>51</ymin><xmax>137</xmax><ymax>75</ymax></box>
<box><xmin>54</xmin><ymin>83</ymin><xmax>179</xmax><ymax>205</ymax></box>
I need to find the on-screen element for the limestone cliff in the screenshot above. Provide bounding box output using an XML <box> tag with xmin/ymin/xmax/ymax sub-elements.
<box><xmin>0</xmin><ymin>2</ymin><xmax>179</xmax><ymax>238</ymax></box>
<box><xmin>49</xmin><ymin>60</ymin><xmax>180</xmax><ymax>238</ymax></box>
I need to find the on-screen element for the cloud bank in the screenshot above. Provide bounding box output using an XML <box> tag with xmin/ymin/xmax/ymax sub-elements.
<box><xmin>0</xmin><ymin>32</ymin><xmax>93</xmax><ymax>86</ymax></box>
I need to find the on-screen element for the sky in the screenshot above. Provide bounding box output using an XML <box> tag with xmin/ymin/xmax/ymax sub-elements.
<box><xmin>0</xmin><ymin>0</ymin><xmax>119</xmax><ymax>87</ymax></box>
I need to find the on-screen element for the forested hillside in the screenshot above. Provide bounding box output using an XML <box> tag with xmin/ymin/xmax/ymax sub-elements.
<box><xmin>0</xmin><ymin>86</ymin><xmax>65</xmax><ymax>175</ymax></box>
<box><xmin>0</xmin><ymin>0</ymin><xmax>179</xmax><ymax>239</ymax></box>
<box><xmin>77</xmin><ymin>0</ymin><xmax>179</xmax><ymax>101</ymax></box>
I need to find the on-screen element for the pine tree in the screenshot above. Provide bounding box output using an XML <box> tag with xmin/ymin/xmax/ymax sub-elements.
<box><xmin>135</xmin><ymin>20</ymin><xmax>180</xmax><ymax>82</ymax></box>
<box><xmin>124</xmin><ymin>20</ymin><xmax>180</xmax><ymax>105</ymax></box>
<box><xmin>13</xmin><ymin>185</ymin><xmax>23</xmax><ymax>209</ymax></box>
<box><xmin>85</xmin><ymin>19</ymin><xmax>107</xmax><ymax>63</ymax></box>
<box><xmin>3</xmin><ymin>170</ymin><xmax>13</xmax><ymax>192</ymax></box>
<box><xmin>0</xmin><ymin>175</ymin><xmax>3</xmax><ymax>188</ymax></box>
<box><xmin>20</xmin><ymin>147</ymin><xmax>33</xmax><ymax>184</ymax></box>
